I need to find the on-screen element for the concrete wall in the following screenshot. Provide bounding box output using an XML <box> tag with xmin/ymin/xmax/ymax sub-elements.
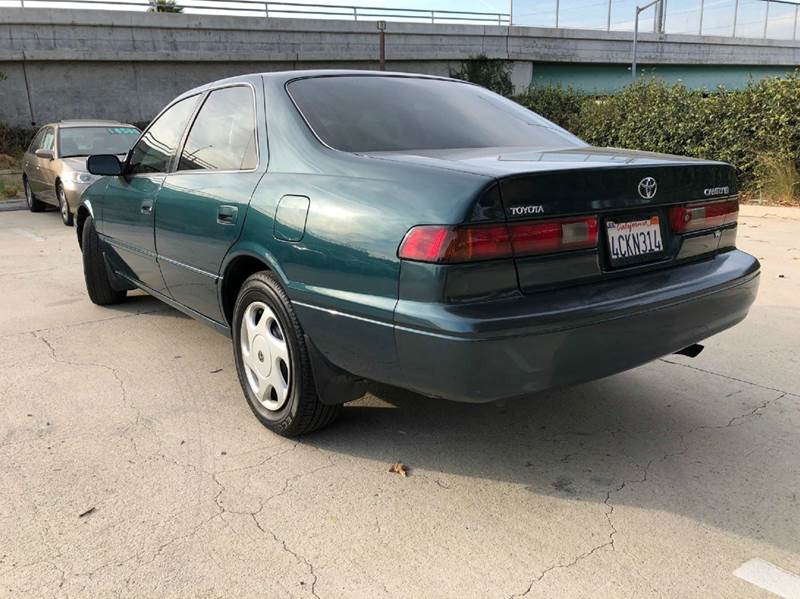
<box><xmin>532</xmin><ymin>63</ymin><xmax>800</xmax><ymax>93</ymax></box>
<box><xmin>2</xmin><ymin>8</ymin><xmax>800</xmax><ymax>127</ymax></box>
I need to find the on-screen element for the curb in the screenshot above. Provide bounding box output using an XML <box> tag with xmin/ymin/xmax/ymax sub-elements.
<box><xmin>0</xmin><ymin>199</ymin><xmax>27</xmax><ymax>212</ymax></box>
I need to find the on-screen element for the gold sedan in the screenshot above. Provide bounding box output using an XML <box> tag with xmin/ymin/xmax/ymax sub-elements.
<box><xmin>22</xmin><ymin>120</ymin><xmax>140</xmax><ymax>226</ymax></box>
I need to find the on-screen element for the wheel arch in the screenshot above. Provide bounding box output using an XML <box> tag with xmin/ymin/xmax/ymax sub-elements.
<box><xmin>219</xmin><ymin>245</ymin><xmax>288</xmax><ymax>328</ymax></box>
<box><xmin>75</xmin><ymin>201</ymin><xmax>94</xmax><ymax>249</ymax></box>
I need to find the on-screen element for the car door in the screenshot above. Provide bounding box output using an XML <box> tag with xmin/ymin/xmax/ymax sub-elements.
<box><xmin>37</xmin><ymin>127</ymin><xmax>58</xmax><ymax>205</ymax></box>
<box><xmin>23</xmin><ymin>128</ymin><xmax>46</xmax><ymax>194</ymax></box>
<box><xmin>29</xmin><ymin>127</ymin><xmax>55</xmax><ymax>201</ymax></box>
<box><xmin>100</xmin><ymin>94</ymin><xmax>201</xmax><ymax>293</ymax></box>
<box><xmin>155</xmin><ymin>83</ymin><xmax>263</xmax><ymax>322</ymax></box>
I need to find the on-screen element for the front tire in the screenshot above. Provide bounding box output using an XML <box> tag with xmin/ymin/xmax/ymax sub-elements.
<box><xmin>23</xmin><ymin>177</ymin><xmax>46</xmax><ymax>213</ymax></box>
<box><xmin>233</xmin><ymin>271</ymin><xmax>340</xmax><ymax>437</ymax></box>
<box><xmin>81</xmin><ymin>216</ymin><xmax>126</xmax><ymax>306</ymax></box>
<box><xmin>57</xmin><ymin>182</ymin><xmax>74</xmax><ymax>226</ymax></box>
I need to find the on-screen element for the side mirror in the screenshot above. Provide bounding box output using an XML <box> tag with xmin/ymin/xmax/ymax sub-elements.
<box><xmin>35</xmin><ymin>148</ymin><xmax>54</xmax><ymax>160</ymax></box>
<box><xmin>87</xmin><ymin>154</ymin><xmax>124</xmax><ymax>177</ymax></box>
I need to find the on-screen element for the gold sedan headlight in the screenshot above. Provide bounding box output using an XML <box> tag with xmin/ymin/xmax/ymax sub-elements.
<box><xmin>70</xmin><ymin>171</ymin><xmax>97</xmax><ymax>184</ymax></box>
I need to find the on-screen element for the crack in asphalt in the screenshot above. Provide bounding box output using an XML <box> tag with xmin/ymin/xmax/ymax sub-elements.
<box><xmin>506</xmin><ymin>388</ymin><xmax>788</xmax><ymax>598</ymax></box>
<box><xmin>33</xmin><ymin>330</ymin><xmax>152</xmax><ymax>458</ymax></box>
<box><xmin>251</xmin><ymin>515</ymin><xmax>321</xmax><ymax>599</ymax></box>
<box><xmin>660</xmin><ymin>358</ymin><xmax>798</xmax><ymax>398</ymax></box>
<box><xmin>200</xmin><ymin>443</ymin><xmax>332</xmax><ymax>598</ymax></box>
<box><xmin>0</xmin><ymin>307</ymin><xmax>170</xmax><ymax>342</ymax></box>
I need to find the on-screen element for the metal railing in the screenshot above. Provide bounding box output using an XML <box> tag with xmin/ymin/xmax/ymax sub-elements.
<box><xmin>13</xmin><ymin>0</ymin><xmax>511</xmax><ymax>25</ymax></box>
<box><xmin>511</xmin><ymin>0</ymin><xmax>800</xmax><ymax>40</ymax></box>
<box><xmin>13</xmin><ymin>0</ymin><xmax>798</xmax><ymax>39</ymax></box>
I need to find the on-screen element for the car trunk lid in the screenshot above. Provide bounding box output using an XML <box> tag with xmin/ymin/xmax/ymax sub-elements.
<box><xmin>372</xmin><ymin>146</ymin><xmax>737</xmax><ymax>295</ymax></box>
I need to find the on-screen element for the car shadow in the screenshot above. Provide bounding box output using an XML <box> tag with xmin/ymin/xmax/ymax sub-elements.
<box><xmin>302</xmin><ymin>372</ymin><xmax>797</xmax><ymax>555</ymax></box>
<box><xmin>101</xmin><ymin>291</ymin><xmax>192</xmax><ymax>319</ymax></box>
<box><xmin>107</xmin><ymin>297</ymin><xmax>797</xmax><ymax>554</ymax></box>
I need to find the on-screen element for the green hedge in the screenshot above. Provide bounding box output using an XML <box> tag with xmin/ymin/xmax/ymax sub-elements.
<box><xmin>514</xmin><ymin>75</ymin><xmax>800</xmax><ymax>198</ymax></box>
<box><xmin>0</xmin><ymin>124</ymin><xmax>36</xmax><ymax>163</ymax></box>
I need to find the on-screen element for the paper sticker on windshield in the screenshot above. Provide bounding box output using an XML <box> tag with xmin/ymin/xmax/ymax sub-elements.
<box><xmin>106</xmin><ymin>127</ymin><xmax>139</xmax><ymax>135</ymax></box>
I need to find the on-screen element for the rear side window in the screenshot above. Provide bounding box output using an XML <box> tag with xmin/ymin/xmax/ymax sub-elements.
<box><xmin>178</xmin><ymin>86</ymin><xmax>258</xmax><ymax>172</ymax></box>
<box><xmin>129</xmin><ymin>95</ymin><xmax>200</xmax><ymax>175</ymax></box>
<box><xmin>288</xmin><ymin>76</ymin><xmax>585</xmax><ymax>153</ymax></box>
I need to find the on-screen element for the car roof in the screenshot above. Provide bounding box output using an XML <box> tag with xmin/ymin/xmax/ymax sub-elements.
<box><xmin>173</xmin><ymin>69</ymin><xmax>461</xmax><ymax>102</ymax></box>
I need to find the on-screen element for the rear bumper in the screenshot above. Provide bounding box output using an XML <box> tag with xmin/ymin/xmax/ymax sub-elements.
<box><xmin>393</xmin><ymin>250</ymin><xmax>760</xmax><ymax>403</ymax></box>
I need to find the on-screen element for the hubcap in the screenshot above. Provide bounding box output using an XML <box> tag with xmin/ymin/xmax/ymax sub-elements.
<box><xmin>58</xmin><ymin>187</ymin><xmax>68</xmax><ymax>219</ymax></box>
<box><xmin>240</xmin><ymin>301</ymin><xmax>291</xmax><ymax>411</ymax></box>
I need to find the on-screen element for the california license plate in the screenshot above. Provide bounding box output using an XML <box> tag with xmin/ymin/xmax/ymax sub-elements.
<box><xmin>606</xmin><ymin>216</ymin><xmax>663</xmax><ymax>263</ymax></box>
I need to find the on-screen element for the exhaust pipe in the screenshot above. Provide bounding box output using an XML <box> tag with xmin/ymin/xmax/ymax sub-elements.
<box><xmin>674</xmin><ymin>343</ymin><xmax>704</xmax><ymax>358</ymax></box>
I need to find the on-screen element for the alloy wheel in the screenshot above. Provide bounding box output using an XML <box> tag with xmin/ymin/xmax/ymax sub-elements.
<box><xmin>240</xmin><ymin>301</ymin><xmax>292</xmax><ymax>411</ymax></box>
<box><xmin>58</xmin><ymin>186</ymin><xmax>68</xmax><ymax>221</ymax></box>
<box><xmin>24</xmin><ymin>179</ymin><xmax>32</xmax><ymax>209</ymax></box>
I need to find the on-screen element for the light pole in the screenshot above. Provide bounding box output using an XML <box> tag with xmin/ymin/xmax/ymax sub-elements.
<box><xmin>632</xmin><ymin>0</ymin><xmax>664</xmax><ymax>81</ymax></box>
<box><xmin>377</xmin><ymin>20</ymin><xmax>386</xmax><ymax>71</ymax></box>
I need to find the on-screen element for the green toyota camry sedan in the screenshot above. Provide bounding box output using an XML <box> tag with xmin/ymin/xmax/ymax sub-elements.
<box><xmin>79</xmin><ymin>71</ymin><xmax>760</xmax><ymax>436</ymax></box>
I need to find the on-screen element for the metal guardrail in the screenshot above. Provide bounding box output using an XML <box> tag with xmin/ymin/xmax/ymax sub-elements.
<box><xmin>13</xmin><ymin>0</ymin><xmax>797</xmax><ymax>39</ymax></box>
<box><xmin>14</xmin><ymin>0</ymin><xmax>511</xmax><ymax>25</ymax></box>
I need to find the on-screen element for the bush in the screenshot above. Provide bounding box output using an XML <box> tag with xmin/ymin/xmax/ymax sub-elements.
<box><xmin>514</xmin><ymin>75</ymin><xmax>800</xmax><ymax>203</ymax></box>
<box><xmin>148</xmin><ymin>0</ymin><xmax>183</xmax><ymax>12</ymax></box>
<box><xmin>0</xmin><ymin>124</ymin><xmax>36</xmax><ymax>160</ymax></box>
<box><xmin>513</xmin><ymin>83</ymin><xmax>584</xmax><ymax>133</ymax></box>
<box><xmin>0</xmin><ymin>174</ymin><xmax>22</xmax><ymax>199</ymax></box>
<box><xmin>450</xmin><ymin>54</ymin><xmax>513</xmax><ymax>97</ymax></box>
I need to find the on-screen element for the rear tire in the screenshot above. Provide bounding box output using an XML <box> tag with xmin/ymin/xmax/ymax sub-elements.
<box><xmin>57</xmin><ymin>182</ymin><xmax>74</xmax><ymax>226</ymax></box>
<box><xmin>24</xmin><ymin>177</ymin><xmax>46</xmax><ymax>213</ymax></box>
<box><xmin>232</xmin><ymin>271</ymin><xmax>340</xmax><ymax>437</ymax></box>
<box><xmin>81</xmin><ymin>216</ymin><xmax>126</xmax><ymax>306</ymax></box>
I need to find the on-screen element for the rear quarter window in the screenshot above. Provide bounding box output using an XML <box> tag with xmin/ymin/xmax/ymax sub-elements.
<box><xmin>178</xmin><ymin>85</ymin><xmax>258</xmax><ymax>172</ymax></box>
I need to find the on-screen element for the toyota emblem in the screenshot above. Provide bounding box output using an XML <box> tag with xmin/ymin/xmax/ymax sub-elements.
<box><xmin>638</xmin><ymin>177</ymin><xmax>657</xmax><ymax>199</ymax></box>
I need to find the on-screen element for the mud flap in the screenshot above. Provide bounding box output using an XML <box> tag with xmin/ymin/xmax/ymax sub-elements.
<box><xmin>304</xmin><ymin>335</ymin><xmax>368</xmax><ymax>405</ymax></box>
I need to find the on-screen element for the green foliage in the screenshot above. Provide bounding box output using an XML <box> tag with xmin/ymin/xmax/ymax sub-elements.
<box><xmin>0</xmin><ymin>175</ymin><xmax>22</xmax><ymax>199</ymax></box>
<box><xmin>148</xmin><ymin>0</ymin><xmax>183</xmax><ymax>12</ymax></box>
<box><xmin>450</xmin><ymin>54</ymin><xmax>513</xmax><ymax>97</ymax></box>
<box><xmin>753</xmin><ymin>152</ymin><xmax>800</xmax><ymax>204</ymax></box>
<box><xmin>514</xmin><ymin>75</ymin><xmax>800</xmax><ymax>202</ymax></box>
<box><xmin>513</xmin><ymin>83</ymin><xmax>585</xmax><ymax>134</ymax></box>
<box><xmin>0</xmin><ymin>124</ymin><xmax>36</xmax><ymax>160</ymax></box>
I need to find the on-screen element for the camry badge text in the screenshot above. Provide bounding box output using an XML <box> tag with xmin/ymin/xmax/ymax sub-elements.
<box><xmin>704</xmin><ymin>186</ymin><xmax>730</xmax><ymax>197</ymax></box>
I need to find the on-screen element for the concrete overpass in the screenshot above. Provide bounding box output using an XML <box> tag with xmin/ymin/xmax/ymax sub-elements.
<box><xmin>1</xmin><ymin>7</ymin><xmax>799</xmax><ymax>127</ymax></box>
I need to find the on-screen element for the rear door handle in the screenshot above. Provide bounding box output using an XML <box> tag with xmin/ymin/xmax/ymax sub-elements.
<box><xmin>217</xmin><ymin>205</ymin><xmax>238</xmax><ymax>225</ymax></box>
<box><xmin>141</xmin><ymin>200</ymin><xmax>153</xmax><ymax>215</ymax></box>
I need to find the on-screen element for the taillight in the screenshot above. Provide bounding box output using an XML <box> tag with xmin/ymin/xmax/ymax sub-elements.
<box><xmin>508</xmin><ymin>216</ymin><xmax>598</xmax><ymax>256</ymax></box>
<box><xmin>669</xmin><ymin>199</ymin><xmax>738</xmax><ymax>233</ymax></box>
<box><xmin>398</xmin><ymin>216</ymin><xmax>598</xmax><ymax>264</ymax></box>
<box><xmin>398</xmin><ymin>224</ymin><xmax>512</xmax><ymax>263</ymax></box>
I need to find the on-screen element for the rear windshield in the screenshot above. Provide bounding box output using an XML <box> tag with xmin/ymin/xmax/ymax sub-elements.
<box><xmin>287</xmin><ymin>76</ymin><xmax>585</xmax><ymax>153</ymax></box>
<box><xmin>58</xmin><ymin>126</ymin><xmax>140</xmax><ymax>158</ymax></box>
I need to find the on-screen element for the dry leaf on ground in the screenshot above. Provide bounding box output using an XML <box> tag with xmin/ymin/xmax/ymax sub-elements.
<box><xmin>388</xmin><ymin>462</ymin><xmax>408</xmax><ymax>477</ymax></box>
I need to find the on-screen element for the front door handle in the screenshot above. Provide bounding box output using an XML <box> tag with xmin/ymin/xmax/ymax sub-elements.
<box><xmin>217</xmin><ymin>205</ymin><xmax>238</xmax><ymax>225</ymax></box>
<box><xmin>141</xmin><ymin>200</ymin><xmax>154</xmax><ymax>215</ymax></box>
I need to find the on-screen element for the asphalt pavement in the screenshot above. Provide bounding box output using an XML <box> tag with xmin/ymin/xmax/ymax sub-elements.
<box><xmin>0</xmin><ymin>205</ymin><xmax>798</xmax><ymax>598</ymax></box>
